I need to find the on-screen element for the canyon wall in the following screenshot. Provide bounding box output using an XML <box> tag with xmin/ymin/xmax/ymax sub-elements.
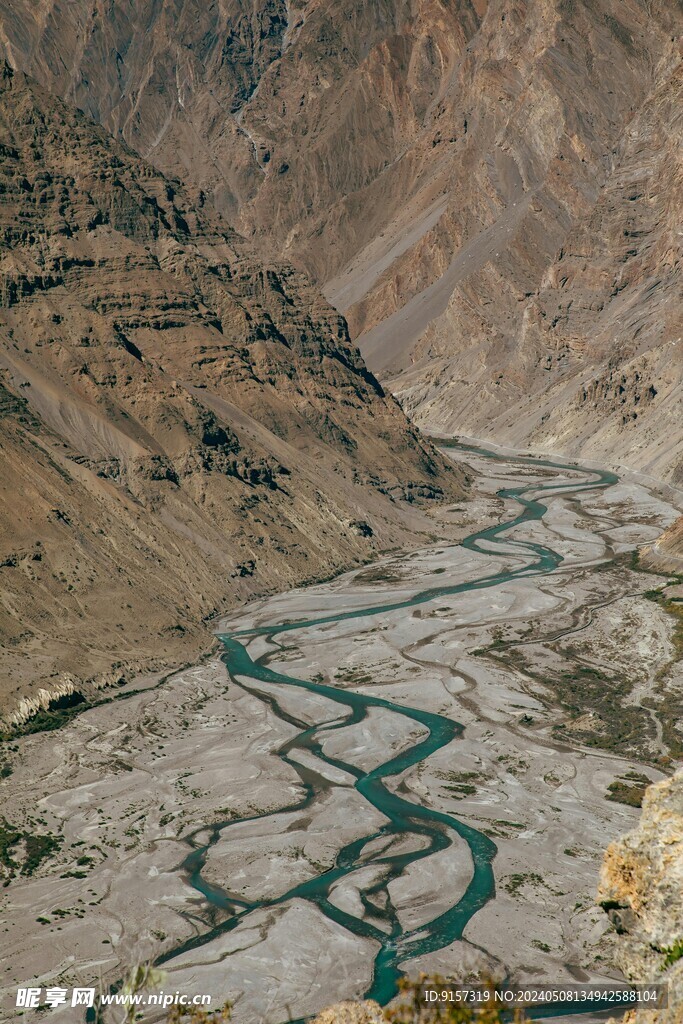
<box><xmin>1</xmin><ymin>0</ymin><xmax>679</xmax><ymax>477</ymax></box>
<box><xmin>0</xmin><ymin>63</ymin><xmax>463</xmax><ymax>720</ymax></box>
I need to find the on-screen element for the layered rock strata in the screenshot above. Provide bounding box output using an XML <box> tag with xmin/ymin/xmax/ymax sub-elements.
<box><xmin>1</xmin><ymin>0</ymin><xmax>679</xmax><ymax>476</ymax></box>
<box><xmin>0</xmin><ymin>63</ymin><xmax>464</xmax><ymax>719</ymax></box>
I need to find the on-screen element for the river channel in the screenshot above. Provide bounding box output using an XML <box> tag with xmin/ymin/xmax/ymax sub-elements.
<box><xmin>4</xmin><ymin>441</ymin><xmax>677</xmax><ymax>1024</ymax></box>
<box><xmin>160</xmin><ymin>444</ymin><xmax>619</xmax><ymax>1005</ymax></box>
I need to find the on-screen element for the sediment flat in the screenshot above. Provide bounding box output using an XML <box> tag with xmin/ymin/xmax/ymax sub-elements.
<box><xmin>1</xmin><ymin>445</ymin><xmax>680</xmax><ymax>1022</ymax></box>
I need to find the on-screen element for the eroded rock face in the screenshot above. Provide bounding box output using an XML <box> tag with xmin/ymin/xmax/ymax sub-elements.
<box><xmin>1</xmin><ymin>0</ymin><xmax>679</xmax><ymax>478</ymax></box>
<box><xmin>598</xmin><ymin>771</ymin><xmax>683</xmax><ymax>1024</ymax></box>
<box><xmin>0</xmin><ymin>64</ymin><xmax>464</xmax><ymax>720</ymax></box>
<box><xmin>389</xmin><ymin>43</ymin><xmax>682</xmax><ymax>482</ymax></box>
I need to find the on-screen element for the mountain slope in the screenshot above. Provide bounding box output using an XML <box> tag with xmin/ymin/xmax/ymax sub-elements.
<box><xmin>640</xmin><ymin>517</ymin><xmax>683</xmax><ymax>574</ymax></box>
<box><xmin>1</xmin><ymin>0</ymin><xmax>679</xmax><ymax>478</ymax></box>
<box><xmin>0</xmin><ymin>63</ymin><xmax>464</xmax><ymax>722</ymax></box>
<box><xmin>389</xmin><ymin>53</ymin><xmax>682</xmax><ymax>481</ymax></box>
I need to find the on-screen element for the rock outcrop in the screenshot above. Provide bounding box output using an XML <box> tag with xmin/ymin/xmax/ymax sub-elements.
<box><xmin>0</xmin><ymin>64</ymin><xmax>464</xmax><ymax>721</ymax></box>
<box><xmin>311</xmin><ymin>1001</ymin><xmax>385</xmax><ymax>1024</ymax></box>
<box><xmin>599</xmin><ymin>770</ymin><xmax>683</xmax><ymax>1024</ymax></box>
<box><xmin>0</xmin><ymin>0</ymin><xmax>679</xmax><ymax>478</ymax></box>
<box><xmin>641</xmin><ymin>518</ymin><xmax>683</xmax><ymax>575</ymax></box>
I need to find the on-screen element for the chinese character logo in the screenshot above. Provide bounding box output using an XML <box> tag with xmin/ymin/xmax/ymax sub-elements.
<box><xmin>71</xmin><ymin>987</ymin><xmax>96</xmax><ymax>1007</ymax></box>
<box><xmin>45</xmin><ymin>987</ymin><xmax>68</xmax><ymax>1008</ymax></box>
<box><xmin>16</xmin><ymin>988</ymin><xmax>41</xmax><ymax>1008</ymax></box>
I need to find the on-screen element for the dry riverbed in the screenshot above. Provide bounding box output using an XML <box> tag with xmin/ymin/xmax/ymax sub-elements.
<box><xmin>1</xmin><ymin>447</ymin><xmax>681</xmax><ymax>1022</ymax></box>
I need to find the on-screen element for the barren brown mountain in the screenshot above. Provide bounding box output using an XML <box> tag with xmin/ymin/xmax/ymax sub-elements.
<box><xmin>0</xmin><ymin>63</ymin><xmax>464</xmax><ymax>722</ymax></box>
<box><xmin>1</xmin><ymin>0</ymin><xmax>680</xmax><ymax>478</ymax></box>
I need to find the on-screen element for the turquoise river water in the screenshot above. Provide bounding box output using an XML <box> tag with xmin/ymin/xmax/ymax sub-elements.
<box><xmin>159</xmin><ymin>444</ymin><xmax>619</xmax><ymax>1011</ymax></box>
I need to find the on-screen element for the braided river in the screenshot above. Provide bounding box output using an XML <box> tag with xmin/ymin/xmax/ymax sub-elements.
<box><xmin>160</xmin><ymin>444</ymin><xmax>619</xmax><ymax>1004</ymax></box>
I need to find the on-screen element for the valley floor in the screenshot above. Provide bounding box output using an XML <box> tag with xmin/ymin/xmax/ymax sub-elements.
<box><xmin>1</xmin><ymin>444</ymin><xmax>681</xmax><ymax>1022</ymax></box>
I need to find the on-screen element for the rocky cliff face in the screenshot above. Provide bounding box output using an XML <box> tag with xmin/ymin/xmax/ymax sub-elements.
<box><xmin>390</xmin><ymin>42</ymin><xmax>682</xmax><ymax>483</ymax></box>
<box><xmin>0</xmin><ymin>0</ymin><xmax>679</xmax><ymax>478</ymax></box>
<box><xmin>0</xmin><ymin>0</ymin><xmax>482</xmax><ymax>249</ymax></box>
<box><xmin>599</xmin><ymin>770</ymin><xmax>683</xmax><ymax>1024</ymax></box>
<box><xmin>0</xmin><ymin>63</ymin><xmax>464</xmax><ymax>722</ymax></box>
